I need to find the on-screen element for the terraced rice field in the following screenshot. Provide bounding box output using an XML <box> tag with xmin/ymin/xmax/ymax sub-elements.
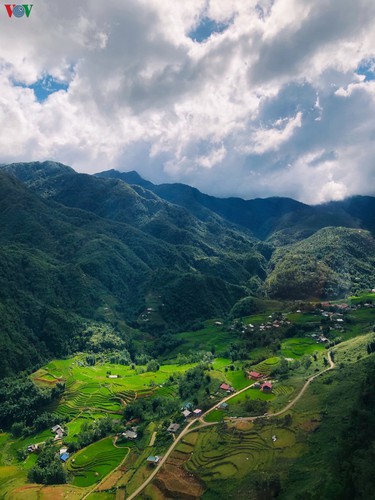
<box><xmin>153</xmin><ymin>386</ymin><xmax>176</xmax><ymax>398</ymax></box>
<box><xmin>67</xmin><ymin>437</ymin><xmax>128</xmax><ymax>487</ymax></box>
<box><xmin>272</xmin><ymin>385</ymin><xmax>294</xmax><ymax>397</ymax></box>
<box><xmin>250</xmin><ymin>357</ymin><xmax>280</xmax><ymax>375</ymax></box>
<box><xmin>185</xmin><ymin>426</ymin><xmax>274</xmax><ymax>481</ymax></box>
<box><xmin>54</xmin><ymin>382</ymin><xmax>136</xmax><ymax>419</ymax></box>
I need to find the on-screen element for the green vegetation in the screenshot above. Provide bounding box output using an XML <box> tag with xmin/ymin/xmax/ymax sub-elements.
<box><xmin>0</xmin><ymin>162</ymin><xmax>374</xmax><ymax>498</ymax></box>
<box><xmin>67</xmin><ymin>437</ymin><xmax>128</xmax><ymax>487</ymax></box>
<box><xmin>28</xmin><ymin>445</ymin><xmax>67</xmax><ymax>485</ymax></box>
<box><xmin>0</xmin><ymin>300</ymin><xmax>372</xmax><ymax>499</ymax></box>
<box><xmin>266</xmin><ymin>227</ymin><xmax>375</xmax><ymax>299</ymax></box>
<box><xmin>281</xmin><ymin>338</ymin><xmax>325</xmax><ymax>358</ymax></box>
<box><xmin>1</xmin><ymin>162</ymin><xmax>374</xmax><ymax>379</ymax></box>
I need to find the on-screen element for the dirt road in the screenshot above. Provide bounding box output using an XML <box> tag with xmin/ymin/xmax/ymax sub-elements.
<box><xmin>126</xmin><ymin>351</ymin><xmax>335</xmax><ymax>498</ymax></box>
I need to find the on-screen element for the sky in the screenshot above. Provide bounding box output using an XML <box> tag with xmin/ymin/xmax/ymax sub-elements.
<box><xmin>0</xmin><ymin>0</ymin><xmax>375</xmax><ymax>204</ymax></box>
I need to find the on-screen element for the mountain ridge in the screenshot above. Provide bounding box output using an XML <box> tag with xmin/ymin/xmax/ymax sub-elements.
<box><xmin>96</xmin><ymin>169</ymin><xmax>371</xmax><ymax>241</ymax></box>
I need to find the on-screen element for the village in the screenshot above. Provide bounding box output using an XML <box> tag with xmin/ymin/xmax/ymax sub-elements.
<box><xmin>6</xmin><ymin>291</ymin><xmax>373</xmax><ymax>499</ymax></box>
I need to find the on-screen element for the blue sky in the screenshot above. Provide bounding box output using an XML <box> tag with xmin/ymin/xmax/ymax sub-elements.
<box><xmin>15</xmin><ymin>75</ymin><xmax>68</xmax><ymax>102</ymax></box>
<box><xmin>357</xmin><ymin>59</ymin><xmax>375</xmax><ymax>81</ymax></box>
<box><xmin>188</xmin><ymin>17</ymin><xmax>231</xmax><ymax>43</ymax></box>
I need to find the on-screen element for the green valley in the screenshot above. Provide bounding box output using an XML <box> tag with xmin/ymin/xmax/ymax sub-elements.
<box><xmin>0</xmin><ymin>294</ymin><xmax>373</xmax><ymax>499</ymax></box>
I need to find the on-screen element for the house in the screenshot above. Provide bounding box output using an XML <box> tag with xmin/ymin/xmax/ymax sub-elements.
<box><xmin>193</xmin><ymin>409</ymin><xmax>202</xmax><ymax>417</ymax></box>
<box><xmin>147</xmin><ymin>455</ymin><xmax>160</xmax><ymax>465</ymax></box>
<box><xmin>123</xmin><ymin>430</ymin><xmax>138</xmax><ymax>440</ymax></box>
<box><xmin>27</xmin><ymin>444</ymin><xmax>38</xmax><ymax>453</ymax></box>
<box><xmin>60</xmin><ymin>452</ymin><xmax>70</xmax><ymax>462</ymax></box>
<box><xmin>54</xmin><ymin>428</ymin><xmax>64</xmax><ymax>440</ymax></box>
<box><xmin>108</xmin><ymin>374</ymin><xmax>119</xmax><ymax>379</ymax></box>
<box><xmin>167</xmin><ymin>423</ymin><xmax>180</xmax><ymax>433</ymax></box>
<box><xmin>217</xmin><ymin>402</ymin><xmax>228</xmax><ymax>410</ymax></box>
<box><xmin>220</xmin><ymin>383</ymin><xmax>234</xmax><ymax>392</ymax></box>
<box><xmin>253</xmin><ymin>382</ymin><xmax>261</xmax><ymax>389</ymax></box>
<box><xmin>51</xmin><ymin>424</ymin><xmax>64</xmax><ymax>439</ymax></box>
<box><xmin>182</xmin><ymin>409</ymin><xmax>192</xmax><ymax>418</ymax></box>
<box><xmin>261</xmin><ymin>382</ymin><xmax>273</xmax><ymax>393</ymax></box>
<box><xmin>51</xmin><ymin>424</ymin><xmax>63</xmax><ymax>433</ymax></box>
<box><xmin>249</xmin><ymin>371</ymin><xmax>262</xmax><ymax>380</ymax></box>
<box><xmin>338</xmin><ymin>303</ymin><xmax>349</xmax><ymax>310</ymax></box>
<box><xmin>59</xmin><ymin>447</ymin><xmax>68</xmax><ymax>455</ymax></box>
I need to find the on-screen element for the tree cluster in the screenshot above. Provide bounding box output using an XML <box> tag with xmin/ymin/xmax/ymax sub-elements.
<box><xmin>27</xmin><ymin>445</ymin><xmax>67</xmax><ymax>485</ymax></box>
<box><xmin>0</xmin><ymin>376</ymin><xmax>64</xmax><ymax>428</ymax></box>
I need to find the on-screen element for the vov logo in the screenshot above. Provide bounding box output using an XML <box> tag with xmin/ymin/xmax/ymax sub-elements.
<box><xmin>5</xmin><ymin>4</ymin><xmax>33</xmax><ymax>18</ymax></box>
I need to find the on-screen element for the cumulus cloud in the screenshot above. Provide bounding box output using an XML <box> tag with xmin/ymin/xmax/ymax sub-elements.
<box><xmin>0</xmin><ymin>0</ymin><xmax>374</xmax><ymax>203</ymax></box>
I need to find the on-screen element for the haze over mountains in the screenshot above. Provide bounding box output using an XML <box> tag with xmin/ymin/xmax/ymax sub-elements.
<box><xmin>0</xmin><ymin>161</ymin><xmax>374</xmax><ymax>377</ymax></box>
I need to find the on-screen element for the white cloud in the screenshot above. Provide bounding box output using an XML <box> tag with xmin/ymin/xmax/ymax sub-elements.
<box><xmin>0</xmin><ymin>0</ymin><xmax>374</xmax><ymax>203</ymax></box>
<box><xmin>246</xmin><ymin>111</ymin><xmax>302</xmax><ymax>155</ymax></box>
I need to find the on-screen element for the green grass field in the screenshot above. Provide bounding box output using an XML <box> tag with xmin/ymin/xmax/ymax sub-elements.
<box><xmin>348</xmin><ymin>292</ymin><xmax>375</xmax><ymax>304</ymax></box>
<box><xmin>224</xmin><ymin>370</ymin><xmax>249</xmax><ymax>390</ymax></box>
<box><xmin>229</xmin><ymin>388</ymin><xmax>275</xmax><ymax>404</ymax></box>
<box><xmin>204</xmin><ymin>410</ymin><xmax>225</xmax><ymax>423</ymax></box>
<box><xmin>286</xmin><ymin>313</ymin><xmax>320</xmax><ymax>324</ymax></box>
<box><xmin>280</xmin><ymin>338</ymin><xmax>325</xmax><ymax>358</ymax></box>
<box><xmin>171</xmin><ymin>323</ymin><xmax>235</xmax><ymax>356</ymax></box>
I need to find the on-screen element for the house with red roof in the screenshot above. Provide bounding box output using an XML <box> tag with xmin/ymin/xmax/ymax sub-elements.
<box><xmin>219</xmin><ymin>383</ymin><xmax>234</xmax><ymax>392</ymax></box>
<box><xmin>261</xmin><ymin>382</ymin><xmax>273</xmax><ymax>393</ymax></box>
<box><xmin>249</xmin><ymin>371</ymin><xmax>262</xmax><ymax>380</ymax></box>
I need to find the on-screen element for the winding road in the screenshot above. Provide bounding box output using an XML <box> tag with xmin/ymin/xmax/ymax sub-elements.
<box><xmin>125</xmin><ymin>351</ymin><xmax>335</xmax><ymax>499</ymax></box>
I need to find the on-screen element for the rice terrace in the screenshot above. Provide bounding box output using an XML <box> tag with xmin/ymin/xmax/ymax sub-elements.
<box><xmin>0</xmin><ymin>294</ymin><xmax>374</xmax><ymax>499</ymax></box>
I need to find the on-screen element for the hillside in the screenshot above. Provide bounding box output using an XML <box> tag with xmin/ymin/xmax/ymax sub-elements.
<box><xmin>0</xmin><ymin>167</ymin><xmax>264</xmax><ymax>376</ymax></box>
<box><xmin>96</xmin><ymin>169</ymin><xmax>373</xmax><ymax>241</ymax></box>
<box><xmin>0</xmin><ymin>161</ymin><xmax>374</xmax><ymax>377</ymax></box>
<box><xmin>0</xmin><ymin>297</ymin><xmax>374</xmax><ymax>500</ymax></box>
<box><xmin>265</xmin><ymin>227</ymin><xmax>375</xmax><ymax>299</ymax></box>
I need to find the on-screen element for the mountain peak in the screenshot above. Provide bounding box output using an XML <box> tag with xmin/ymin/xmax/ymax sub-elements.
<box><xmin>95</xmin><ymin>169</ymin><xmax>154</xmax><ymax>189</ymax></box>
<box><xmin>0</xmin><ymin>160</ymin><xmax>75</xmax><ymax>184</ymax></box>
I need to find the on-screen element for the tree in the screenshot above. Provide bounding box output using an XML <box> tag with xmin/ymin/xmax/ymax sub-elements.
<box><xmin>28</xmin><ymin>446</ymin><xmax>67</xmax><ymax>485</ymax></box>
<box><xmin>146</xmin><ymin>360</ymin><xmax>159</xmax><ymax>372</ymax></box>
<box><xmin>11</xmin><ymin>421</ymin><xmax>28</xmax><ymax>437</ymax></box>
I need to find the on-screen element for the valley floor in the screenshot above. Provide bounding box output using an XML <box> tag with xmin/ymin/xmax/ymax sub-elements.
<box><xmin>1</xmin><ymin>294</ymin><xmax>374</xmax><ymax>500</ymax></box>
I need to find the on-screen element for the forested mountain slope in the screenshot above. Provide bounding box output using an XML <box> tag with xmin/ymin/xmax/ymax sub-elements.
<box><xmin>96</xmin><ymin>169</ymin><xmax>373</xmax><ymax>241</ymax></box>
<box><xmin>0</xmin><ymin>167</ymin><xmax>263</xmax><ymax>376</ymax></box>
<box><xmin>266</xmin><ymin>227</ymin><xmax>375</xmax><ymax>299</ymax></box>
<box><xmin>0</xmin><ymin>161</ymin><xmax>374</xmax><ymax>377</ymax></box>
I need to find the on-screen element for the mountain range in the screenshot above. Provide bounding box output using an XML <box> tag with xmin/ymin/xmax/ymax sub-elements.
<box><xmin>0</xmin><ymin>160</ymin><xmax>374</xmax><ymax>377</ymax></box>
